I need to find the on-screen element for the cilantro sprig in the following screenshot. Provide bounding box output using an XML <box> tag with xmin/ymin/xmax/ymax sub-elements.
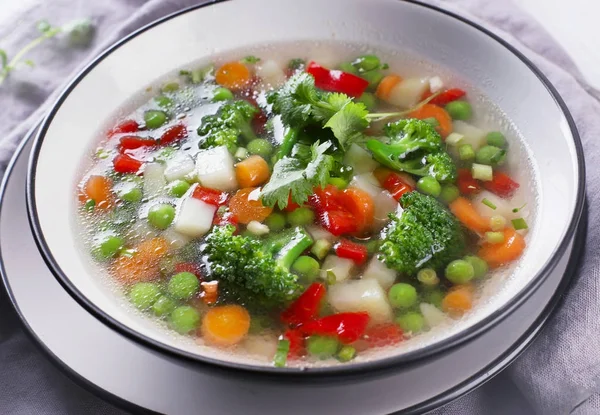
<box><xmin>0</xmin><ymin>18</ymin><xmax>94</xmax><ymax>87</ymax></box>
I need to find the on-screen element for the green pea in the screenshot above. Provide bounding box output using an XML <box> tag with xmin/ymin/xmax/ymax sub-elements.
<box><xmin>306</xmin><ymin>335</ymin><xmax>339</xmax><ymax>360</ymax></box>
<box><xmin>291</xmin><ymin>256</ymin><xmax>320</xmax><ymax>282</ymax></box>
<box><xmin>144</xmin><ymin>110</ymin><xmax>168</xmax><ymax>129</ymax></box>
<box><xmin>147</xmin><ymin>204</ymin><xmax>175</xmax><ymax>230</ymax></box>
<box><xmin>422</xmin><ymin>117</ymin><xmax>440</xmax><ymax>128</ymax></box>
<box><xmin>423</xmin><ymin>289</ymin><xmax>445</xmax><ymax>308</ymax></box>
<box><xmin>116</xmin><ymin>182</ymin><xmax>142</xmax><ymax>203</ymax></box>
<box><xmin>360</xmin><ymin>70</ymin><xmax>384</xmax><ymax>90</ymax></box>
<box><xmin>129</xmin><ymin>282</ymin><xmax>161</xmax><ymax>310</ymax></box>
<box><xmin>458</xmin><ymin>144</ymin><xmax>475</xmax><ymax>161</ymax></box>
<box><xmin>168</xmin><ymin>272</ymin><xmax>200</xmax><ymax>300</ymax></box>
<box><xmin>327</xmin><ymin>177</ymin><xmax>348</xmax><ymax>189</ymax></box>
<box><xmin>212</xmin><ymin>87</ymin><xmax>234</xmax><ymax>102</ymax></box>
<box><xmin>168</xmin><ymin>180</ymin><xmax>191</xmax><ymax>198</ymax></box>
<box><xmin>152</xmin><ymin>295</ymin><xmax>177</xmax><ymax>317</ymax></box>
<box><xmin>486</xmin><ymin>131</ymin><xmax>507</xmax><ymax>148</ymax></box>
<box><xmin>396</xmin><ymin>312</ymin><xmax>425</xmax><ymax>333</ymax></box>
<box><xmin>445</xmin><ymin>259</ymin><xmax>475</xmax><ymax>284</ymax></box>
<box><xmin>464</xmin><ymin>255</ymin><xmax>489</xmax><ymax>279</ymax></box>
<box><xmin>93</xmin><ymin>235</ymin><xmax>124</xmax><ymax>260</ymax></box>
<box><xmin>337</xmin><ymin>345</ymin><xmax>356</xmax><ymax>362</ymax></box>
<box><xmin>247</xmin><ymin>139</ymin><xmax>273</xmax><ymax>158</ymax></box>
<box><xmin>264</xmin><ymin>213</ymin><xmax>286</xmax><ymax>232</ymax></box>
<box><xmin>388</xmin><ymin>283</ymin><xmax>418</xmax><ymax>309</ymax></box>
<box><xmin>445</xmin><ymin>101</ymin><xmax>472</xmax><ymax>121</ymax></box>
<box><xmin>475</xmin><ymin>145</ymin><xmax>506</xmax><ymax>166</ymax></box>
<box><xmin>170</xmin><ymin>306</ymin><xmax>200</xmax><ymax>334</ymax></box>
<box><xmin>353</xmin><ymin>55</ymin><xmax>381</xmax><ymax>72</ymax></box>
<box><xmin>248</xmin><ymin>315</ymin><xmax>273</xmax><ymax>334</ymax></box>
<box><xmin>366</xmin><ymin>240</ymin><xmax>382</xmax><ymax>255</ymax></box>
<box><xmin>338</xmin><ymin>62</ymin><xmax>357</xmax><ymax>74</ymax></box>
<box><xmin>417</xmin><ymin>176</ymin><xmax>441</xmax><ymax>198</ymax></box>
<box><xmin>287</xmin><ymin>207</ymin><xmax>315</xmax><ymax>227</ymax></box>
<box><xmin>439</xmin><ymin>184</ymin><xmax>460</xmax><ymax>204</ymax></box>
<box><xmin>154</xmin><ymin>95</ymin><xmax>173</xmax><ymax>108</ymax></box>
<box><xmin>357</xmin><ymin>92</ymin><xmax>376</xmax><ymax>110</ymax></box>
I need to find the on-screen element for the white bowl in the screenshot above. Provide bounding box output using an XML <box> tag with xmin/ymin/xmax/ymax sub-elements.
<box><xmin>27</xmin><ymin>0</ymin><xmax>584</xmax><ymax>377</ymax></box>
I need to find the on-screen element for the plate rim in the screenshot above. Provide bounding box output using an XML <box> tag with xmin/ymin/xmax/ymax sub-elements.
<box><xmin>24</xmin><ymin>0</ymin><xmax>587</xmax><ymax>379</ymax></box>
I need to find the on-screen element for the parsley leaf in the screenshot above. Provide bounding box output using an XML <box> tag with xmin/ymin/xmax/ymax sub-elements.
<box><xmin>324</xmin><ymin>98</ymin><xmax>369</xmax><ymax>149</ymax></box>
<box><xmin>261</xmin><ymin>141</ymin><xmax>334</xmax><ymax>209</ymax></box>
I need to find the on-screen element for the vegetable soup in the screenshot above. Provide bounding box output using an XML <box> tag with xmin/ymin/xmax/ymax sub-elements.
<box><xmin>77</xmin><ymin>47</ymin><xmax>532</xmax><ymax>367</ymax></box>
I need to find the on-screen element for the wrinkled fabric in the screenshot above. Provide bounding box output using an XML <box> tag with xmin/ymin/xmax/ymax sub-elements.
<box><xmin>0</xmin><ymin>0</ymin><xmax>598</xmax><ymax>414</ymax></box>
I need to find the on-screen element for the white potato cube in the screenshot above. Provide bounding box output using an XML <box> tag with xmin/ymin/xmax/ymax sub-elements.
<box><xmin>174</xmin><ymin>197</ymin><xmax>216</xmax><ymax>237</ymax></box>
<box><xmin>373</xmin><ymin>190</ymin><xmax>399</xmax><ymax>227</ymax></box>
<box><xmin>363</xmin><ymin>257</ymin><xmax>397</xmax><ymax>290</ymax></box>
<box><xmin>306</xmin><ymin>225</ymin><xmax>338</xmax><ymax>244</ymax></box>
<box><xmin>321</xmin><ymin>255</ymin><xmax>355</xmax><ymax>282</ymax></box>
<box><xmin>388</xmin><ymin>77</ymin><xmax>429</xmax><ymax>109</ymax></box>
<box><xmin>164</xmin><ymin>155</ymin><xmax>195</xmax><ymax>182</ymax></box>
<box><xmin>161</xmin><ymin>227</ymin><xmax>191</xmax><ymax>250</ymax></box>
<box><xmin>349</xmin><ymin>172</ymin><xmax>382</xmax><ymax>199</ymax></box>
<box><xmin>429</xmin><ymin>76</ymin><xmax>444</xmax><ymax>93</ymax></box>
<box><xmin>143</xmin><ymin>163</ymin><xmax>166</xmax><ymax>198</ymax></box>
<box><xmin>256</xmin><ymin>60</ymin><xmax>286</xmax><ymax>88</ymax></box>
<box><xmin>328</xmin><ymin>278</ymin><xmax>393</xmax><ymax>324</ymax></box>
<box><xmin>343</xmin><ymin>143</ymin><xmax>379</xmax><ymax>174</ymax></box>
<box><xmin>196</xmin><ymin>146</ymin><xmax>238</xmax><ymax>191</ymax></box>
<box><xmin>420</xmin><ymin>303</ymin><xmax>446</xmax><ymax>328</ymax></box>
<box><xmin>452</xmin><ymin>121</ymin><xmax>487</xmax><ymax>150</ymax></box>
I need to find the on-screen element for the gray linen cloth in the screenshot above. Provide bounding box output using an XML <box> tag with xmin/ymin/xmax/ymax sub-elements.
<box><xmin>0</xmin><ymin>0</ymin><xmax>598</xmax><ymax>414</ymax></box>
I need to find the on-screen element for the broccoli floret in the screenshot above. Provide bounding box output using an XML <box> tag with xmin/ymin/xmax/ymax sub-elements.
<box><xmin>197</xmin><ymin>100</ymin><xmax>259</xmax><ymax>152</ymax></box>
<box><xmin>378</xmin><ymin>191</ymin><xmax>465</xmax><ymax>275</ymax></box>
<box><xmin>202</xmin><ymin>225</ymin><xmax>303</xmax><ymax>309</ymax></box>
<box><xmin>366</xmin><ymin>118</ymin><xmax>457</xmax><ymax>183</ymax></box>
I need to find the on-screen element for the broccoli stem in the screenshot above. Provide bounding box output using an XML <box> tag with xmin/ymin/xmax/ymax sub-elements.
<box><xmin>266</xmin><ymin>227</ymin><xmax>314</xmax><ymax>270</ymax></box>
<box><xmin>238</xmin><ymin>122</ymin><xmax>259</xmax><ymax>144</ymax></box>
<box><xmin>274</xmin><ymin>126</ymin><xmax>299</xmax><ymax>162</ymax></box>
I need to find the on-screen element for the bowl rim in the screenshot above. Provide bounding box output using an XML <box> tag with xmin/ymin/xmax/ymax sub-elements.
<box><xmin>26</xmin><ymin>0</ymin><xmax>586</xmax><ymax>380</ymax></box>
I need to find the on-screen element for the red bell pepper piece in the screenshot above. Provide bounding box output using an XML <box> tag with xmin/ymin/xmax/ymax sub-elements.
<box><xmin>213</xmin><ymin>210</ymin><xmax>238</xmax><ymax>226</ymax></box>
<box><xmin>483</xmin><ymin>172</ymin><xmax>520</xmax><ymax>198</ymax></box>
<box><xmin>383</xmin><ymin>173</ymin><xmax>414</xmax><ymax>201</ymax></box>
<box><xmin>300</xmin><ymin>312</ymin><xmax>370</xmax><ymax>344</ymax></box>
<box><xmin>113</xmin><ymin>153</ymin><xmax>143</xmax><ymax>174</ymax></box>
<box><xmin>457</xmin><ymin>168</ymin><xmax>481</xmax><ymax>195</ymax></box>
<box><xmin>281</xmin><ymin>283</ymin><xmax>326</xmax><ymax>326</ymax></box>
<box><xmin>192</xmin><ymin>186</ymin><xmax>230</xmax><ymax>207</ymax></box>
<box><xmin>159</xmin><ymin>124</ymin><xmax>188</xmax><ymax>145</ymax></box>
<box><xmin>308</xmin><ymin>185</ymin><xmax>359</xmax><ymax>236</ymax></box>
<box><xmin>174</xmin><ymin>262</ymin><xmax>203</xmax><ymax>280</ymax></box>
<box><xmin>284</xmin><ymin>329</ymin><xmax>305</xmax><ymax>358</ymax></box>
<box><xmin>306</xmin><ymin>61</ymin><xmax>369</xmax><ymax>98</ymax></box>
<box><xmin>109</xmin><ymin>119</ymin><xmax>139</xmax><ymax>136</ymax></box>
<box><xmin>364</xmin><ymin>323</ymin><xmax>403</xmax><ymax>348</ymax></box>
<box><xmin>252</xmin><ymin>111</ymin><xmax>268</xmax><ymax>135</ymax></box>
<box><xmin>119</xmin><ymin>135</ymin><xmax>156</xmax><ymax>152</ymax></box>
<box><xmin>422</xmin><ymin>88</ymin><xmax>466</xmax><ymax>106</ymax></box>
<box><xmin>334</xmin><ymin>239</ymin><xmax>368</xmax><ymax>265</ymax></box>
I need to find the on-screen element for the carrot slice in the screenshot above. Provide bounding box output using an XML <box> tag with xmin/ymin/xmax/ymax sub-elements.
<box><xmin>375</xmin><ymin>74</ymin><xmax>402</xmax><ymax>101</ymax></box>
<box><xmin>449</xmin><ymin>197</ymin><xmax>490</xmax><ymax>234</ymax></box>
<box><xmin>340</xmin><ymin>188</ymin><xmax>375</xmax><ymax>231</ymax></box>
<box><xmin>201</xmin><ymin>305</ymin><xmax>251</xmax><ymax>346</ymax></box>
<box><xmin>235</xmin><ymin>155</ymin><xmax>270</xmax><ymax>188</ymax></box>
<box><xmin>442</xmin><ymin>285</ymin><xmax>473</xmax><ymax>316</ymax></box>
<box><xmin>229</xmin><ymin>187</ymin><xmax>273</xmax><ymax>224</ymax></box>
<box><xmin>80</xmin><ymin>175</ymin><xmax>114</xmax><ymax>210</ymax></box>
<box><xmin>215</xmin><ymin>61</ymin><xmax>251</xmax><ymax>90</ymax></box>
<box><xmin>478</xmin><ymin>227</ymin><xmax>526</xmax><ymax>268</ymax></box>
<box><xmin>408</xmin><ymin>103</ymin><xmax>453</xmax><ymax>138</ymax></box>
<box><xmin>111</xmin><ymin>238</ymin><xmax>169</xmax><ymax>285</ymax></box>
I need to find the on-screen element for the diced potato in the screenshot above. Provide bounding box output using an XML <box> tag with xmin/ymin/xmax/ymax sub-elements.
<box><xmin>471</xmin><ymin>190</ymin><xmax>529</xmax><ymax>221</ymax></box>
<box><xmin>452</xmin><ymin>121</ymin><xmax>487</xmax><ymax>150</ymax></box>
<box><xmin>420</xmin><ymin>303</ymin><xmax>445</xmax><ymax>328</ymax></box>
<box><xmin>164</xmin><ymin>155</ymin><xmax>195</xmax><ymax>182</ymax></box>
<box><xmin>429</xmin><ymin>76</ymin><xmax>444</xmax><ymax>93</ymax></box>
<box><xmin>328</xmin><ymin>278</ymin><xmax>393</xmax><ymax>324</ymax></box>
<box><xmin>243</xmin><ymin>334</ymin><xmax>278</xmax><ymax>361</ymax></box>
<box><xmin>196</xmin><ymin>146</ymin><xmax>238</xmax><ymax>191</ymax></box>
<box><xmin>143</xmin><ymin>163</ymin><xmax>166</xmax><ymax>198</ymax></box>
<box><xmin>306</xmin><ymin>225</ymin><xmax>338</xmax><ymax>244</ymax></box>
<box><xmin>256</xmin><ymin>60</ymin><xmax>286</xmax><ymax>88</ymax></box>
<box><xmin>321</xmin><ymin>255</ymin><xmax>355</xmax><ymax>282</ymax></box>
<box><xmin>387</xmin><ymin>77</ymin><xmax>429</xmax><ymax>109</ymax></box>
<box><xmin>363</xmin><ymin>257</ymin><xmax>397</xmax><ymax>290</ymax></box>
<box><xmin>161</xmin><ymin>227</ymin><xmax>191</xmax><ymax>250</ymax></box>
<box><xmin>174</xmin><ymin>197</ymin><xmax>216</xmax><ymax>237</ymax></box>
<box><xmin>349</xmin><ymin>172</ymin><xmax>381</xmax><ymax>199</ymax></box>
<box><xmin>247</xmin><ymin>220</ymin><xmax>270</xmax><ymax>236</ymax></box>
<box><xmin>373</xmin><ymin>190</ymin><xmax>398</xmax><ymax>228</ymax></box>
<box><xmin>343</xmin><ymin>143</ymin><xmax>379</xmax><ymax>174</ymax></box>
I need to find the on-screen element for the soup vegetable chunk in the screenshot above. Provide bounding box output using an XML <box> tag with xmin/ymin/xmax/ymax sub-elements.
<box><xmin>77</xmin><ymin>53</ymin><xmax>530</xmax><ymax>367</ymax></box>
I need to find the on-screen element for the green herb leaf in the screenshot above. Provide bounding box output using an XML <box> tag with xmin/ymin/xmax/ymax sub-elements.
<box><xmin>36</xmin><ymin>20</ymin><xmax>52</xmax><ymax>33</ymax></box>
<box><xmin>324</xmin><ymin>99</ymin><xmax>369</xmax><ymax>150</ymax></box>
<box><xmin>241</xmin><ymin>55</ymin><xmax>260</xmax><ymax>64</ymax></box>
<box><xmin>261</xmin><ymin>141</ymin><xmax>334</xmax><ymax>209</ymax></box>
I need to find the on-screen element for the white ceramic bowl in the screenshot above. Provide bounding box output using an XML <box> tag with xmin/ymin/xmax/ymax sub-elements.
<box><xmin>27</xmin><ymin>0</ymin><xmax>584</xmax><ymax>377</ymax></box>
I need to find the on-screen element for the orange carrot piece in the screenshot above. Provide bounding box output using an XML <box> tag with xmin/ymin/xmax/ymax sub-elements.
<box><xmin>215</xmin><ymin>61</ymin><xmax>251</xmax><ymax>90</ymax></box>
<box><xmin>111</xmin><ymin>237</ymin><xmax>169</xmax><ymax>285</ymax></box>
<box><xmin>235</xmin><ymin>155</ymin><xmax>270</xmax><ymax>188</ymax></box>
<box><xmin>229</xmin><ymin>187</ymin><xmax>273</xmax><ymax>224</ymax></box>
<box><xmin>201</xmin><ymin>305</ymin><xmax>251</xmax><ymax>346</ymax></box>
<box><xmin>442</xmin><ymin>285</ymin><xmax>473</xmax><ymax>316</ymax></box>
<box><xmin>408</xmin><ymin>103</ymin><xmax>453</xmax><ymax>138</ymax></box>
<box><xmin>375</xmin><ymin>74</ymin><xmax>402</xmax><ymax>101</ymax></box>
<box><xmin>80</xmin><ymin>175</ymin><xmax>114</xmax><ymax>210</ymax></box>
<box><xmin>341</xmin><ymin>188</ymin><xmax>375</xmax><ymax>231</ymax></box>
<box><xmin>478</xmin><ymin>227</ymin><xmax>526</xmax><ymax>268</ymax></box>
<box><xmin>449</xmin><ymin>197</ymin><xmax>490</xmax><ymax>234</ymax></box>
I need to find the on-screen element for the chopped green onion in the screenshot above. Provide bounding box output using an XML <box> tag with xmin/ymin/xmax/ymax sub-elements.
<box><xmin>234</xmin><ymin>147</ymin><xmax>248</xmax><ymax>160</ymax></box>
<box><xmin>485</xmin><ymin>231</ymin><xmax>505</xmax><ymax>244</ymax></box>
<box><xmin>311</xmin><ymin>239</ymin><xmax>332</xmax><ymax>260</ymax></box>
<box><xmin>489</xmin><ymin>215</ymin><xmax>507</xmax><ymax>231</ymax></box>
<box><xmin>179</xmin><ymin>69</ymin><xmax>191</xmax><ymax>76</ymax></box>
<box><xmin>273</xmin><ymin>339</ymin><xmax>290</xmax><ymax>367</ymax></box>
<box><xmin>417</xmin><ymin>268</ymin><xmax>439</xmax><ymax>286</ymax></box>
<box><xmin>381</xmin><ymin>63</ymin><xmax>390</xmax><ymax>70</ymax></box>
<box><xmin>84</xmin><ymin>199</ymin><xmax>95</xmax><ymax>211</ymax></box>
<box><xmin>120</xmin><ymin>248</ymin><xmax>136</xmax><ymax>258</ymax></box>
<box><xmin>512</xmin><ymin>203</ymin><xmax>527</xmax><ymax>213</ymax></box>
<box><xmin>445</xmin><ymin>132</ymin><xmax>465</xmax><ymax>146</ymax></box>
<box><xmin>161</xmin><ymin>81</ymin><xmax>179</xmax><ymax>92</ymax></box>
<box><xmin>459</xmin><ymin>144</ymin><xmax>475</xmax><ymax>161</ymax></box>
<box><xmin>241</xmin><ymin>55</ymin><xmax>260</xmax><ymax>64</ymax></box>
<box><xmin>471</xmin><ymin>163</ymin><xmax>493</xmax><ymax>181</ymax></box>
<box><xmin>337</xmin><ymin>345</ymin><xmax>356</xmax><ymax>362</ymax></box>
<box><xmin>511</xmin><ymin>218</ymin><xmax>528</xmax><ymax>230</ymax></box>
<box><xmin>326</xmin><ymin>270</ymin><xmax>337</xmax><ymax>285</ymax></box>
<box><xmin>95</xmin><ymin>148</ymin><xmax>110</xmax><ymax>159</ymax></box>
<box><xmin>482</xmin><ymin>198</ymin><xmax>497</xmax><ymax>210</ymax></box>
